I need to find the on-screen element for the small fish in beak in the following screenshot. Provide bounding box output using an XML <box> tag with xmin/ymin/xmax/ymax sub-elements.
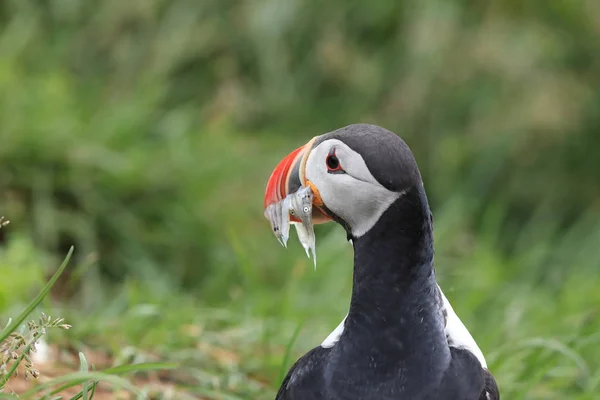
<box><xmin>264</xmin><ymin>194</ymin><xmax>289</xmax><ymax>247</ymax></box>
<box><xmin>289</xmin><ymin>186</ymin><xmax>317</xmax><ymax>265</ymax></box>
<box><xmin>264</xmin><ymin>185</ymin><xmax>317</xmax><ymax>268</ymax></box>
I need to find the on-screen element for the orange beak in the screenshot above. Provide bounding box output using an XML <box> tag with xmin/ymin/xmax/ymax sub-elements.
<box><xmin>264</xmin><ymin>138</ymin><xmax>331</xmax><ymax>224</ymax></box>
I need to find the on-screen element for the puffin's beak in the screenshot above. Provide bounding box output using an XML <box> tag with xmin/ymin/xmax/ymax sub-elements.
<box><xmin>264</xmin><ymin>138</ymin><xmax>331</xmax><ymax>224</ymax></box>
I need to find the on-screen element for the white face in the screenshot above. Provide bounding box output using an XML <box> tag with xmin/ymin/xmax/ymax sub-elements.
<box><xmin>304</xmin><ymin>139</ymin><xmax>402</xmax><ymax>238</ymax></box>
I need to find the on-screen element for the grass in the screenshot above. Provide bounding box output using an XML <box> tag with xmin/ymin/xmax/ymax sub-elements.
<box><xmin>1</xmin><ymin>202</ymin><xmax>600</xmax><ymax>399</ymax></box>
<box><xmin>0</xmin><ymin>1</ymin><xmax>599</xmax><ymax>398</ymax></box>
<box><xmin>0</xmin><ymin>246</ymin><xmax>177</xmax><ymax>399</ymax></box>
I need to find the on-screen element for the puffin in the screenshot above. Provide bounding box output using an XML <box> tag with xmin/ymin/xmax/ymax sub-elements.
<box><xmin>263</xmin><ymin>124</ymin><xmax>499</xmax><ymax>400</ymax></box>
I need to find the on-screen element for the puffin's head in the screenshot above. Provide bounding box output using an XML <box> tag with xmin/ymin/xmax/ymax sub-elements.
<box><xmin>264</xmin><ymin>124</ymin><xmax>422</xmax><ymax>238</ymax></box>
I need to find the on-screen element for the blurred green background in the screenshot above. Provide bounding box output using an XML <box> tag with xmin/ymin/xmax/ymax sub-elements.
<box><xmin>1</xmin><ymin>0</ymin><xmax>599</xmax><ymax>398</ymax></box>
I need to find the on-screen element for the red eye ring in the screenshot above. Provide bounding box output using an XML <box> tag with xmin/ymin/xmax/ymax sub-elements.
<box><xmin>326</xmin><ymin>149</ymin><xmax>343</xmax><ymax>172</ymax></box>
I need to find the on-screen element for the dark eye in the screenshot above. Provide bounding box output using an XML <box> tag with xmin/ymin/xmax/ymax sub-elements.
<box><xmin>326</xmin><ymin>154</ymin><xmax>339</xmax><ymax>170</ymax></box>
<box><xmin>326</xmin><ymin>150</ymin><xmax>344</xmax><ymax>173</ymax></box>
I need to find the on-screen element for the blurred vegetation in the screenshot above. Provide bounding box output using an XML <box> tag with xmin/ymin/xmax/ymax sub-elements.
<box><xmin>0</xmin><ymin>0</ymin><xmax>599</xmax><ymax>398</ymax></box>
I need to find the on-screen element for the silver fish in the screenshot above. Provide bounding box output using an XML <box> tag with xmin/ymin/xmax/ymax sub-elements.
<box><xmin>265</xmin><ymin>185</ymin><xmax>317</xmax><ymax>267</ymax></box>
<box><xmin>289</xmin><ymin>186</ymin><xmax>314</xmax><ymax>233</ymax></box>
<box><xmin>290</xmin><ymin>186</ymin><xmax>316</xmax><ymax>267</ymax></box>
<box><xmin>264</xmin><ymin>196</ymin><xmax>290</xmax><ymax>247</ymax></box>
<box><xmin>280</xmin><ymin>196</ymin><xmax>292</xmax><ymax>246</ymax></box>
<box><xmin>293</xmin><ymin>221</ymin><xmax>317</xmax><ymax>268</ymax></box>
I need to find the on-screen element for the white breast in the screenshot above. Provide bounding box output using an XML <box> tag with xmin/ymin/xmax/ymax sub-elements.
<box><xmin>321</xmin><ymin>313</ymin><xmax>347</xmax><ymax>348</ymax></box>
<box><xmin>320</xmin><ymin>285</ymin><xmax>487</xmax><ymax>368</ymax></box>
<box><xmin>438</xmin><ymin>286</ymin><xmax>487</xmax><ymax>368</ymax></box>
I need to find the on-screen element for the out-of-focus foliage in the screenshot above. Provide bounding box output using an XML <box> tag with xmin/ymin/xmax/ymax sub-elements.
<box><xmin>1</xmin><ymin>0</ymin><xmax>598</xmax><ymax>288</ymax></box>
<box><xmin>0</xmin><ymin>236</ymin><xmax>45</xmax><ymax>310</ymax></box>
<box><xmin>0</xmin><ymin>1</ymin><xmax>599</xmax><ymax>398</ymax></box>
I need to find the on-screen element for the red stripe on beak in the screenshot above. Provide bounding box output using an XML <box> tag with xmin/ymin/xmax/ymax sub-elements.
<box><xmin>264</xmin><ymin>138</ymin><xmax>332</xmax><ymax>225</ymax></box>
<box><xmin>264</xmin><ymin>145</ymin><xmax>305</xmax><ymax>209</ymax></box>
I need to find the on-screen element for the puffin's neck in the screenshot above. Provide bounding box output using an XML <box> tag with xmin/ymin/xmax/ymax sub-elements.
<box><xmin>340</xmin><ymin>184</ymin><xmax>447</xmax><ymax>359</ymax></box>
<box><xmin>325</xmin><ymin>185</ymin><xmax>450</xmax><ymax>397</ymax></box>
<box><xmin>349</xmin><ymin>184</ymin><xmax>437</xmax><ymax>313</ymax></box>
<box><xmin>353</xmin><ymin>186</ymin><xmax>433</xmax><ymax>290</ymax></box>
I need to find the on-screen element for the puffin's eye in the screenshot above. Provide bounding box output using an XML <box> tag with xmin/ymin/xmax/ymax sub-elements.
<box><xmin>326</xmin><ymin>152</ymin><xmax>343</xmax><ymax>172</ymax></box>
<box><xmin>326</xmin><ymin>154</ymin><xmax>339</xmax><ymax>170</ymax></box>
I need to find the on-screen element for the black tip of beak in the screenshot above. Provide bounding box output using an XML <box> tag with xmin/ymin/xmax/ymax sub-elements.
<box><xmin>287</xmin><ymin>160</ymin><xmax>303</xmax><ymax>195</ymax></box>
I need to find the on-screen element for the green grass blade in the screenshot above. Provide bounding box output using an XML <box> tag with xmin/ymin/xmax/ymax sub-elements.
<box><xmin>102</xmin><ymin>362</ymin><xmax>179</xmax><ymax>375</ymax></box>
<box><xmin>520</xmin><ymin>337</ymin><xmax>590</xmax><ymax>378</ymax></box>
<box><xmin>88</xmin><ymin>381</ymin><xmax>98</xmax><ymax>400</ymax></box>
<box><xmin>278</xmin><ymin>320</ymin><xmax>304</xmax><ymax>385</ymax></box>
<box><xmin>19</xmin><ymin>371</ymin><xmax>144</xmax><ymax>399</ymax></box>
<box><xmin>78</xmin><ymin>352</ymin><xmax>90</xmax><ymax>400</ymax></box>
<box><xmin>191</xmin><ymin>388</ymin><xmax>247</xmax><ymax>400</ymax></box>
<box><xmin>41</xmin><ymin>363</ymin><xmax>174</xmax><ymax>399</ymax></box>
<box><xmin>0</xmin><ymin>247</ymin><xmax>74</xmax><ymax>343</ymax></box>
<box><xmin>68</xmin><ymin>380</ymin><xmax>98</xmax><ymax>400</ymax></box>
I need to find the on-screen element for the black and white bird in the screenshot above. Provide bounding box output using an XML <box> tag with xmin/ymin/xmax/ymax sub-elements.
<box><xmin>263</xmin><ymin>124</ymin><xmax>499</xmax><ymax>400</ymax></box>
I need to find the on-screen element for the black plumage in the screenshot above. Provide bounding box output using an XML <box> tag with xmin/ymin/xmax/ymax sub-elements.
<box><xmin>274</xmin><ymin>125</ymin><xmax>499</xmax><ymax>400</ymax></box>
